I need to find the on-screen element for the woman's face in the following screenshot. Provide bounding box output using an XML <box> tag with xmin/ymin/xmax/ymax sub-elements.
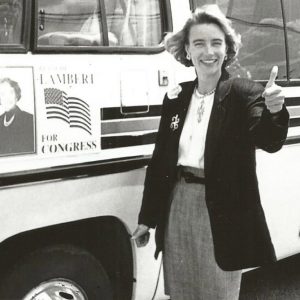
<box><xmin>185</xmin><ymin>23</ymin><xmax>227</xmax><ymax>80</ymax></box>
<box><xmin>0</xmin><ymin>82</ymin><xmax>18</xmax><ymax>112</ymax></box>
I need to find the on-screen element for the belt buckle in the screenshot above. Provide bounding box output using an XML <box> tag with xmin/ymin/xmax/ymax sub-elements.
<box><xmin>182</xmin><ymin>171</ymin><xmax>195</xmax><ymax>183</ymax></box>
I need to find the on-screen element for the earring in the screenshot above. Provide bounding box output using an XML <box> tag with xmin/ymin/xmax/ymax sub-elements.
<box><xmin>186</xmin><ymin>53</ymin><xmax>190</xmax><ymax>60</ymax></box>
<box><xmin>224</xmin><ymin>55</ymin><xmax>228</xmax><ymax>61</ymax></box>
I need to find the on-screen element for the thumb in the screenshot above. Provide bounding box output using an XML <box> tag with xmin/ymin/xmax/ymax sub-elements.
<box><xmin>266</xmin><ymin>66</ymin><xmax>278</xmax><ymax>88</ymax></box>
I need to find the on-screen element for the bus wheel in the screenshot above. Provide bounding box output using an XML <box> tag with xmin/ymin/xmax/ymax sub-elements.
<box><xmin>0</xmin><ymin>244</ymin><xmax>113</xmax><ymax>300</ymax></box>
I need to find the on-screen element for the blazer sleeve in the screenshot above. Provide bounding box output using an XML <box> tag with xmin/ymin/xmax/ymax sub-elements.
<box><xmin>138</xmin><ymin>94</ymin><xmax>170</xmax><ymax>228</ymax></box>
<box><xmin>237</xmin><ymin>79</ymin><xmax>289</xmax><ymax>152</ymax></box>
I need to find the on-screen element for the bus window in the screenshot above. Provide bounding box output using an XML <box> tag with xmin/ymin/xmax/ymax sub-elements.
<box><xmin>106</xmin><ymin>0</ymin><xmax>163</xmax><ymax>46</ymax></box>
<box><xmin>36</xmin><ymin>0</ymin><xmax>164</xmax><ymax>49</ymax></box>
<box><xmin>191</xmin><ymin>0</ymin><xmax>287</xmax><ymax>81</ymax></box>
<box><xmin>37</xmin><ymin>0</ymin><xmax>103</xmax><ymax>46</ymax></box>
<box><xmin>285</xmin><ymin>0</ymin><xmax>300</xmax><ymax>80</ymax></box>
<box><xmin>0</xmin><ymin>0</ymin><xmax>23</xmax><ymax>45</ymax></box>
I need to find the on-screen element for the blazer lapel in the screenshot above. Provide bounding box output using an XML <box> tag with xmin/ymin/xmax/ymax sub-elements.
<box><xmin>204</xmin><ymin>76</ymin><xmax>232</xmax><ymax>178</ymax></box>
<box><xmin>173</xmin><ymin>79</ymin><xmax>197</xmax><ymax>139</ymax></box>
<box><xmin>167</xmin><ymin>80</ymin><xmax>196</xmax><ymax>170</ymax></box>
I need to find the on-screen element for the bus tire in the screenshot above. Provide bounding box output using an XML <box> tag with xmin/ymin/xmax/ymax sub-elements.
<box><xmin>0</xmin><ymin>244</ymin><xmax>113</xmax><ymax>300</ymax></box>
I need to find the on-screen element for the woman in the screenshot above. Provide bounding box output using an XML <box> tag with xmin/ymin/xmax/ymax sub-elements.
<box><xmin>0</xmin><ymin>77</ymin><xmax>34</xmax><ymax>155</ymax></box>
<box><xmin>132</xmin><ymin>5</ymin><xmax>289</xmax><ymax>300</ymax></box>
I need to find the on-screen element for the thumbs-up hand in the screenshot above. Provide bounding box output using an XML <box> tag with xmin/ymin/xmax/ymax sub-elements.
<box><xmin>262</xmin><ymin>66</ymin><xmax>285</xmax><ymax>114</ymax></box>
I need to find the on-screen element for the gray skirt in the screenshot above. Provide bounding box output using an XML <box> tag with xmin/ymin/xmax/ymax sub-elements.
<box><xmin>163</xmin><ymin>168</ymin><xmax>242</xmax><ymax>300</ymax></box>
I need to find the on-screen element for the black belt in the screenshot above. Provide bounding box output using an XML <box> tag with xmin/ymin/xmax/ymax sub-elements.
<box><xmin>178</xmin><ymin>166</ymin><xmax>205</xmax><ymax>184</ymax></box>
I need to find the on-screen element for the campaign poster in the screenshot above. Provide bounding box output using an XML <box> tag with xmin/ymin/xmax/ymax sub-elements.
<box><xmin>36</xmin><ymin>65</ymin><xmax>100</xmax><ymax>157</ymax></box>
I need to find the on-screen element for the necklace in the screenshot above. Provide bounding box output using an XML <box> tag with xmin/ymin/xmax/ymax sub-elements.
<box><xmin>4</xmin><ymin>114</ymin><xmax>15</xmax><ymax>127</ymax></box>
<box><xmin>194</xmin><ymin>87</ymin><xmax>215</xmax><ymax>123</ymax></box>
<box><xmin>195</xmin><ymin>87</ymin><xmax>216</xmax><ymax>97</ymax></box>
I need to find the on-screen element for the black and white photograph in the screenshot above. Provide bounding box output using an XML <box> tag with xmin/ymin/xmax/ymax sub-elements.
<box><xmin>0</xmin><ymin>0</ymin><xmax>299</xmax><ymax>300</ymax></box>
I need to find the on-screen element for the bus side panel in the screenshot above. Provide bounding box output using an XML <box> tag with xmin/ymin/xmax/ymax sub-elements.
<box><xmin>0</xmin><ymin>167</ymin><xmax>164</xmax><ymax>300</ymax></box>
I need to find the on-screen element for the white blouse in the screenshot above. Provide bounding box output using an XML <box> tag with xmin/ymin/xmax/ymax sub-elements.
<box><xmin>177</xmin><ymin>88</ymin><xmax>215</xmax><ymax>169</ymax></box>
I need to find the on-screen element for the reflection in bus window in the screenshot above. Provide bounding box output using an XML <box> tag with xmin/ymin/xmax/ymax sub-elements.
<box><xmin>285</xmin><ymin>0</ymin><xmax>300</xmax><ymax>80</ymax></box>
<box><xmin>37</xmin><ymin>0</ymin><xmax>104</xmax><ymax>46</ymax></box>
<box><xmin>37</xmin><ymin>0</ymin><xmax>163</xmax><ymax>48</ymax></box>
<box><xmin>105</xmin><ymin>0</ymin><xmax>162</xmax><ymax>46</ymax></box>
<box><xmin>0</xmin><ymin>0</ymin><xmax>22</xmax><ymax>45</ymax></box>
<box><xmin>191</xmin><ymin>0</ymin><xmax>287</xmax><ymax>80</ymax></box>
<box><xmin>228</xmin><ymin>0</ymin><xmax>286</xmax><ymax>80</ymax></box>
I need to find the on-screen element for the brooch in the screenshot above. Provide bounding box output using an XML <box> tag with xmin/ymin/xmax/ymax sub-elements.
<box><xmin>170</xmin><ymin>114</ymin><xmax>180</xmax><ymax>131</ymax></box>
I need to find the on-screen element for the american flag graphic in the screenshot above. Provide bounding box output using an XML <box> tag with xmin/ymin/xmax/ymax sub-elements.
<box><xmin>44</xmin><ymin>88</ymin><xmax>92</xmax><ymax>135</ymax></box>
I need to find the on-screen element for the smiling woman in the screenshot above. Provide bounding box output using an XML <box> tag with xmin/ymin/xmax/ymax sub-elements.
<box><xmin>132</xmin><ymin>4</ymin><xmax>289</xmax><ymax>300</ymax></box>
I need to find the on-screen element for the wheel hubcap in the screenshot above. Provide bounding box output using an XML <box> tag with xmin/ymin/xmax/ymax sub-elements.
<box><xmin>23</xmin><ymin>278</ymin><xmax>87</xmax><ymax>300</ymax></box>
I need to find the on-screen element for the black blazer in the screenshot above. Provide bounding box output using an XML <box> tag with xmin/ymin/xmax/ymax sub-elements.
<box><xmin>138</xmin><ymin>74</ymin><xmax>289</xmax><ymax>271</ymax></box>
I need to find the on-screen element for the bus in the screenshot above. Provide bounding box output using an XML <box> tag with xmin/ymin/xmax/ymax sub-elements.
<box><xmin>0</xmin><ymin>0</ymin><xmax>299</xmax><ymax>299</ymax></box>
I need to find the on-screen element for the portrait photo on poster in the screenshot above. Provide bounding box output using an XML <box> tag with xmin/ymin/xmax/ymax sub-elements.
<box><xmin>0</xmin><ymin>67</ymin><xmax>36</xmax><ymax>156</ymax></box>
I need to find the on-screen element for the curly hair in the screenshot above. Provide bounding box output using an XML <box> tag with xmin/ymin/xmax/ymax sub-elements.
<box><xmin>0</xmin><ymin>77</ymin><xmax>21</xmax><ymax>101</ymax></box>
<box><xmin>164</xmin><ymin>4</ymin><xmax>241</xmax><ymax>68</ymax></box>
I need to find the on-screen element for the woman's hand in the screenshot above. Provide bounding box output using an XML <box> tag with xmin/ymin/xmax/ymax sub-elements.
<box><xmin>131</xmin><ymin>224</ymin><xmax>150</xmax><ymax>247</ymax></box>
<box><xmin>262</xmin><ymin>66</ymin><xmax>285</xmax><ymax>114</ymax></box>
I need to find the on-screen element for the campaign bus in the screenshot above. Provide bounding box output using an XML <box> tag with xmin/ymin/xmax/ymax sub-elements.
<box><xmin>0</xmin><ymin>0</ymin><xmax>299</xmax><ymax>299</ymax></box>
